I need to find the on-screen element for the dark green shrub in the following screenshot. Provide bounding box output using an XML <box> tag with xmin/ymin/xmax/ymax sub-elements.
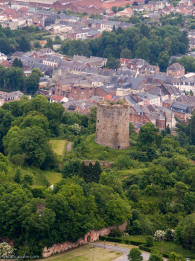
<box><xmin>148</xmin><ymin>252</ymin><xmax>163</xmax><ymax>261</ymax></box>
<box><xmin>109</xmin><ymin>228</ymin><xmax>123</xmax><ymax>237</ymax></box>
<box><xmin>165</xmin><ymin>229</ymin><xmax>175</xmax><ymax>241</ymax></box>
<box><xmin>99</xmin><ymin>236</ymin><xmax>122</xmax><ymax>243</ymax></box>
<box><xmin>146</xmin><ymin>236</ymin><xmax>154</xmax><ymax>247</ymax></box>
<box><xmin>22</xmin><ymin>173</ymin><xmax>33</xmax><ymax>185</ymax></box>
<box><xmin>128</xmin><ymin>248</ymin><xmax>143</xmax><ymax>261</ymax></box>
<box><xmin>139</xmin><ymin>245</ymin><xmax>151</xmax><ymax>252</ymax></box>
<box><xmin>130</xmin><ymin>241</ymin><xmax>143</xmax><ymax>246</ymax></box>
<box><xmin>163</xmin><ymin>253</ymin><xmax>169</xmax><ymax>258</ymax></box>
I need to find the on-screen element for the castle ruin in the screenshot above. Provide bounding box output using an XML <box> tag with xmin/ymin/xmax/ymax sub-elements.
<box><xmin>95</xmin><ymin>102</ymin><xmax>129</xmax><ymax>149</ymax></box>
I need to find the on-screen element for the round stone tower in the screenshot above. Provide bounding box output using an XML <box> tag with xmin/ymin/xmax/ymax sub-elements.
<box><xmin>95</xmin><ymin>102</ymin><xmax>129</xmax><ymax>149</ymax></box>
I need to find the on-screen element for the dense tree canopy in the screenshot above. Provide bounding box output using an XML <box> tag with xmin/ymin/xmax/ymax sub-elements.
<box><xmin>3</xmin><ymin>125</ymin><xmax>54</xmax><ymax>167</ymax></box>
<box><xmin>0</xmin><ymin>179</ymin><xmax>130</xmax><ymax>255</ymax></box>
<box><xmin>105</xmin><ymin>56</ymin><xmax>120</xmax><ymax>69</ymax></box>
<box><xmin>176</xmin><ymin>213</ymin><xmax>195</xmax><ymax>250</ymax></box>
<box><xmin>0</xmin><ymin>96</ymin><xmax>65</xmax><ymax>166</ymax></box>
<box><xmin>61</xmin><ymin>24</ymin><xmax>188</xmax><ymax>71</ymax></box>
<box><xmin>0</xmin><ymin>96</ymin><xmax>194</xmax><ymax>258</ymax></box>
<box><xmin>12</xmin><ymin>58</ymin><xmax>23</xmax><ymax>68</ymax></box>
<box><xmin>0</xmin><ymin>66</ymin><xmax>41</xmax><ymax>94</ymax></box>
<box><xmin>0</xmin><ymin>25</ymin><xmax>31</xmax><ymax>54</ymax></box>
<box><xmin>176</xmin><ymin>112</ymin><xmax>195</xmax><ymax>146</ymax></box>
<box><xmin>173</xmin><ymin>56</ymin><xmax>195</xmax><ymax>73</ymax></box>
<box><xmin>0</xmin><ymin>25</ymin><xmax>47</xmax><ymax>55</ymax></box>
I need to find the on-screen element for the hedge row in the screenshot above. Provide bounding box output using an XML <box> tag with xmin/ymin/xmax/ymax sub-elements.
<box><xmin>163</xmin><ymin>253</ymin><xmax>169</xmax><ymax>258</ymax></box>
<box><xmin>139</xmin><ymin>245</ymin><xmax>169</xmax><ymax>258</ymax></box>
<box><xmin>99</xmin><ymin>236</ymin><xmax>123</xmax><ymax>243</ymax></box>
<box><xmin>139</xmin><ymin>245</ymin><xmax>151</xmax><ymax>252</ymax></box>
<box><xmin>99</xmin><ymin>236</ymin><xmax>144</xmax><ymax>246</ymax></box>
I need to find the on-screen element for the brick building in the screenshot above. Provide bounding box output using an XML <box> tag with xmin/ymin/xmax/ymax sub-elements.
<box><xmin>167</xmin><ymin>63</ymin><xmax>185</xmax><ymax>78</ymax></box>
<box><xmin>55</xmin><ymin>83</ymin><xmax>111</xmax><ymax>101</ymax></box>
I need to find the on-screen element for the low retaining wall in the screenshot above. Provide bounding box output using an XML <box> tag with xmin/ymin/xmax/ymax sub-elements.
<box><xmin>42</xmin><ymin>222</ymin><xmax>127</xmax><ymax>258</ymax></box>
<box><xmin>84</xmin><ymin>160</ymin><xmax>112</xmax><ymax>168</ymax></box>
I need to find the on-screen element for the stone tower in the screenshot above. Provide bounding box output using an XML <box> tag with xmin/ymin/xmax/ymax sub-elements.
<box><xmin>95</xmin><ymin>102</ymin><xmax>129</xmax><ymax>149</ymax></box>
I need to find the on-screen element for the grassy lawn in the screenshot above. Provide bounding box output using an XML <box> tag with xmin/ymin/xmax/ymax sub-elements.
<box><xmin>123</xmin><ymin>235</ymin><xmax>146</xmax><ymax>244</ymax></box>
<box><xmin>108</xmin><ymin>235</ymin><xmax>195</xmax><ymax>259</ymax></box>
<box><xmin>49</xmin><ymin>139</ymin><xmax>67</xmax><ymax>156</ymax></box>
<box><xmin>41</xmin><ymin>245</ymin><xmax>122</xmax><ymax>261</ymax></box>
<box><xmin>43</xmin><ymin>170</ymin><xmax>62</xmax><ymax>185</ymax></box>
<box><xmin>6</xmin><ymin>140</ymin><xmax>66</xmax><ymax>187</ymax></box>
<box><xmin>32</xmin><ymin>169</ymin><xmax>62</xmax><ymax>186</ymax></box>
<box><xmin>116</xmin><ymin>168</ymin><xmax>148</xmax><ymax>178</ymax></box>
<box><xmin>18</xmin><ymin>166</ymin><xmax>62</xmax><ymax>186</ymax></box>
<box><xmin>75</xmin><ymin>135</ymin><xmax>132</xmax><ymax>162</ymax></box>
<box><xmin>152</xmin><ymin>241</ymin><xmax>195</xmax><ymax>259</ymax></box>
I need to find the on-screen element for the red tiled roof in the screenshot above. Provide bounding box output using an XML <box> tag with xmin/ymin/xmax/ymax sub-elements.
<box><xmin>3</xmin><ymin>8</ymin><xmax>18</xmax><ymax>16</ymax></box>
<box><xmin>19</xmin><ymin>7</ymin><xmax>28</xmax><ymax>12</ymax></box>
<box><xmin>102</xmin><ymin>0</ymin><xmax>132</xmax><ymax>9</ymax></box>
<box><xmin>104</xmin><ymin>94</ymin><xmax>113</xmax><ymax>101</ymax></box>
<box><xmin>1</xmin><ymin>60</ymin><xmax>11</xmax><ymax>67</ymax></box>
<box><xmin>50</xmin><ymin>95</ymin><xmax>64</xmax><ymax>102</ymax></box>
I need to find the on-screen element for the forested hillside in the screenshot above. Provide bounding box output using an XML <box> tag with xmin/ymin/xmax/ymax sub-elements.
<box><xmin>0</xmin><ymin>96</ymin><xmax>194</xmax><ymax>258</ymax></box>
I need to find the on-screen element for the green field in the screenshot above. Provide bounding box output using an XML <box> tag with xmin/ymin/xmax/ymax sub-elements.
<box><xmin>19</xmin><ymin>167</ymin><xmax>62</xmax><ymax>186</ymax></box>
<box><xmin>41</xmin><ymin>245</ymin><xmax>122</xmax><ymax>261</ymax></box>
<box><xmin>49</xmin><ymin>139</ymin><xmax>67</xmax><ymax>156</ymax></box>
<box><xmin>116</xmin><ymin>168</ymin><xmax>148</xmax><ymax>178</ymax></box>
<box><xmin>43</xmin><ymin>170</ymin><xmax>62</xmax><ymax>185</ymax></box>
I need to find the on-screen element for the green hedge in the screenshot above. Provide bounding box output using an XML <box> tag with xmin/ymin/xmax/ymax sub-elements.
<box><xmin>99</xmin><ymin>236</ymin><xmax>122</xmax><ymax>242</ymax></box>
<box><xmin>129</xmin><ymin>240</ymin><xmax>143</xmax><ymax>246</ymax></box>
<box><xmin>99</xmin><ymin>236</ymin><xmax>144</xmax><ymax>246</ymax></box>
<box><xmin>139</xmin><ymin>245</ymin><xmax>151</xmax><ymax>252</ymax></box>
<box><xmin>139</xmin><ymin>245</ymin><xmax>169</xmax><ymax>258</ymax></box>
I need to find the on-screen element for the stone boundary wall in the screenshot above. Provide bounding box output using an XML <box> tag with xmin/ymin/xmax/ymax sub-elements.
<box><xmin>83</xmin><ymin>160</ymin><xmax>112</xmax><ymax>168</ymax></box>
<box><xmin>42</xmin><ymin>222</ymin><xmax>127</xmax><ymax>258</ymax></box>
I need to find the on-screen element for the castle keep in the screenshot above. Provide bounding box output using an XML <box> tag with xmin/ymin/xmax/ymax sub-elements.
<box><xmin>96</xmin><ymin>102</ymin><xmax>129</xmax><ymax>149</ymax></box>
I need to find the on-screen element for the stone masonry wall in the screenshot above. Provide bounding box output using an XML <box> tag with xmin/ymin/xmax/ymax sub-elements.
<box><xmin>42</xmin><ymin>222</ymin><xmax>127</xmax><ymax>258</ymax></box>
<box><xmin>96</xmin><ymin>103</ymin><xmax>129</xmax><ymax>149</ymax></box>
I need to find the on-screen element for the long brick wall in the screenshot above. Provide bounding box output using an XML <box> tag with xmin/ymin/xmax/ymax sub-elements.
<box><xmin>42</xmin><ymin>222</ymin><xmax>127</xmax><ymax>258</ymax></box>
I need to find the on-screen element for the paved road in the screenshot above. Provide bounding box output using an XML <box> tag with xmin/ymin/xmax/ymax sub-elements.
<box><xmin>92</xmin><ymin>242</ymin><xmax>150</xmax><ymax>261</ymax></box>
